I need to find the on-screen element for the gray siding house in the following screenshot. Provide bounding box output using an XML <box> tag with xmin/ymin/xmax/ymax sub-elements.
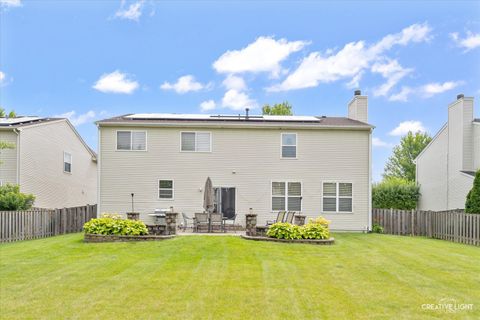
<box><xmin>416</xmin><ymin>95</ymin><xmax>479</xmax><ymax>210</ymax></box>
<box><xmin>97</xmin><ymin>92</ymin><xmax>373</xmax><ymax>231</ymax></box>
<box><xmin>0</xmin><ymin>117</ymin><xmax>97</xmax><ymax>209</ymax></box>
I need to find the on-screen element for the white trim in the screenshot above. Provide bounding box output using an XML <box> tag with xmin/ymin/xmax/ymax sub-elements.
<box><xmin>280</xmin><ymin>132</ymin><xmax>297</xmax><ymax>159</ymax></box>
<box><xmin>97</xmin><ymin>125</ymin><xmax>101</xmax><ymax>217</ymax></box>
<box><xmin>415</xmin><ymin>123</ymin><xmax>447</xmax><ymax>162</ymax></box>
<box><xmin>460</xmin><ymin>171</ymin><xmax>475</xmax><ymax>179</ymax></box>
<box><xmin>321</xmin><ymin>181</ymin><xmax>354</xmax><ymax>214</ymax></box>
<box><xmin>158</xmin><ymin>179</ymin><xmax>174</xmax><ymax>200</ymax></box>
<box><xmin>179</xmin><ymin>131</ymin><xmax>212</xmax><ymax>153</ymax></box>
<box><xmin>368</xmin><ymin>129</ymin><xmax>372</xmax><ymax>231</ymax></box>
<box><xmin>63</xmin><ymin>151</ymin><xmax>72</xmax><ymax>174</ymax></box>
<box><xmin>115</xmin><ymin>130</ymin><xmax>148</xmax><ymax>152</ymax></box>
<box><xmin>270</xmin><ymin>180</ymin><xmax>303</xmax><ymax>212</ymax></box>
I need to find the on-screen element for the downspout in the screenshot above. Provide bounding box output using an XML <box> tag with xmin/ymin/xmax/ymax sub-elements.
<box><xmin>368</xmin><ymin>127</ymin><xmax>372</xmax><ymax>232</ymax></box>
<box><xmin>13</xmin><ymin>128</ymin><xmax>21</xmax><ymax>185</ymax></box>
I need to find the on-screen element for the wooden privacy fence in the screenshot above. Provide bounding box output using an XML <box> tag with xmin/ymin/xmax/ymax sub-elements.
<box><xmin>0</xmin><ymin>204</ymin><xmax>97</xmax><ymax>243</ymax></box>
<box><xmin>372</xmin><ymin>208</ymin><xmax>480</xmax><ymax>246</ymax></box>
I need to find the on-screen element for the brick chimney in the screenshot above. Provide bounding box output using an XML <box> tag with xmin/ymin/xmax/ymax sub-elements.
<box><xmin>348</xmin><ymin>90</ymin><xmax>368</xmax><ymax>123</ymax></box>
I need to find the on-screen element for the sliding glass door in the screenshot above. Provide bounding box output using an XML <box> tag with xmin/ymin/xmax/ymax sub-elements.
<box><xmin>214</xmin><ymin>187</ymin><xmax>236</xmax><ymax>219</ymax></box>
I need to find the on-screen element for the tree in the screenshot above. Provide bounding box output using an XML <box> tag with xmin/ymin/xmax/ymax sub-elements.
<box><xmin>383</xmin><ymin>131</ymin><xmax>432</xmax><ymax>181</ymax></box>
<box><xmin>372</xmin><ymin>177</ymin><xmax>420</xmax><ymax>210</ymax></box>
<box><xmin>465</xmin><ymin>170</ymin><xmax>480</xmax><ymax>214</ymax></box>
<box><xmin>262</xmin><ymin>102</ymin><xmax>293</xmax><ymax>115</ymax></box>
<box><xmin>0</xmin><ymin>107</ymin><xmax>16</xmax><ymax>118</ymax></box>
<box><xmin>0</xmin><ymin>184</ymin><xmax>35</xmax><ymax>210</ymax></box>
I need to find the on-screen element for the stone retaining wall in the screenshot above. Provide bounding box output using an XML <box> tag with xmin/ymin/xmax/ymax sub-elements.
<box><xmin>241</xmin><ymin>235</ymin><xmax>335</xmax><ymax>245</ymax></box>
<box><xmin>84</xmin><ymin>233</ymin><xmax>175</xmax><ymax>243</ymax></box>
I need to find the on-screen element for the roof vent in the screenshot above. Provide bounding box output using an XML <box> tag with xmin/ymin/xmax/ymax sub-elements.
<box><xmin>457</xmin><ymin>93</ymin><xmax>464</xmax><ymax>100</ymax></box>
<box><xmin>321</xmin><ymin>115</ymin><xmax>326</xmax><ymax>118</ymax></box>
<box><xmin>245</xmin><ymin>108</ymin><xmax>250</xmax><ymax>120</ymax></box>
<box><xmin>354</xmin><ymin>90</ymin><xmax>361</xmax><ymax>96</ymax></box>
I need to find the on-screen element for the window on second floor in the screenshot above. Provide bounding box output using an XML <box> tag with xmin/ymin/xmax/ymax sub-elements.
<box><xmin>64</xmin><ymin>152</ymin><xmax>72</xmax><ymax>173</ymax></box>
<box><xmin>117</xmin><ymin>131</ymin><xmax>146</xmax><ymax>151</ymax></box>
<box><xmin>181</xmin><ymin>132</ymin><xmax>211</xmax><ymax>152</ymax></box>
<box><xmin>281</xmin><ymin>133</ymin><xmax>297</xmax><ymax>158</ymax></box>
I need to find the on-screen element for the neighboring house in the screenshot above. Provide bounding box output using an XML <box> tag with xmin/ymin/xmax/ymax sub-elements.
<box><xmin>0</xmin><ymin>117</ymin><xmax>97</xmax><ymax>208</ymax></box>
<box><xmin>416</xmin><ymin>95</ymin><xmax>479</xmax><ymax>210</ymax></box>
<box><xmin>97</xmin><ymin>91</ymin><xmax>373</xmax><ymax>231</ymax></box>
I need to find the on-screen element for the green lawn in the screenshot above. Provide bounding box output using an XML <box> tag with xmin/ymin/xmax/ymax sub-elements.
<box><xmin>0</xmin><ymin>234</ymin><xmax>479</xmax><ymax>320</ymax></box>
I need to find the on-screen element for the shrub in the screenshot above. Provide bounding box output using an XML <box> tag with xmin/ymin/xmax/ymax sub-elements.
<box><xmin>266</xmin><ymin>222</ymin><xmax>303</xmax><ymax>240</ymax></box>
<box><xmin>267</xmin><ymin>216</ymin><xmax>331</xmax><ymax>240</ymax></box>
<box><xmin>465</xmin><ymin>170</ymin><xmax>480</xmax><ymax>214</ymax></box>
<box><xmin>372</xmin><ymin>177</ymin><xmax>420</xmax><ymax>210</ymax></box>
<box><xmin>84</xmin><ymin>214</ymin><xmax>148</xmax><ymax>236</ymax></box>
<box><xmin>0</xmin><ymin>184</ymin><xmax>35</xmax><ymax>210</ymax></box>
<box><xmin>372</xmin><ymin>223</ymin><xmax>384</xmax><ymax>234</ymax></box>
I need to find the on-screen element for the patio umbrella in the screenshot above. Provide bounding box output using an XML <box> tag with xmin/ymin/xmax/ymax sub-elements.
<box><xmin>203</xmin><ymin>177</ymin><xmax>214</xmax><ymax>213</ymax></box>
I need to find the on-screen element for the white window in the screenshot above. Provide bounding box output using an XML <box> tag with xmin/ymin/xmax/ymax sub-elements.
<box><xmin>323</xmin><ymin>182</ymin><xmax>353</xmax><ymax>213</ymax></box>
<box><xmin>159</xmin><ymin>180</ymin><xmax>174</xmax><ymax>199</ymax></box>
<box><xmin>272</xmin><ymin>181</ymin><xmax>302</xmax><ymax>211</ymax></box>
<box><xmin>181</xmin><ymin>132</ymin><xmax>211</xmax><ymax>152</ymax></box>
<box><xmin>117</xmin><ymin>131</ymin><xmax>146</xmax><ymax>151</ymax></box>
<box><xmin>281</xmin><ymin>133</ymin><xmax>297</xmax><ymax>158</ymax></box>
<box><xmin>63</xmin><ymin>152</ymin><xmax>72</xmax><ymax>173</ymax></box>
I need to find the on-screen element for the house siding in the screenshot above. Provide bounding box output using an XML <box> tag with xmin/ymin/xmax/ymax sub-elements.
<box><xmin>99</xmin><ymin>126</ymin><xmax>371</xmax><ymax>231</ymax></box>
<box><xmin>0</xmin><ymin>131</ymin><xmax>18</xmax><ymax>185</ymax></box>
<box><xmin>474</xmin><ymin>124</ymin><xmax>480</xmax><ymax>170</ymax></box>
<box><xmin>417</xmin><ymin>127</ymin><xmax>448</xmax><ymax>211</ymax></box>
<box><xmin>18</xmin><ymin>120</ymin><xmax>97</xmax><ymax>208</ymax></box>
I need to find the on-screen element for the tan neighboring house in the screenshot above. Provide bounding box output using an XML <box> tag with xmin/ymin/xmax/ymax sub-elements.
<box><xmin>416</xmin><ymin>95</ymin><xmax>480</xmax><ymax>210</ymax></box>
<box><xmin>0</xmin><ymin>117</ymin><xmax>97</xmax><ymax>209</ymax></box>
<box><xmin>97</xmin><ymin>91</ymin><xmax>373</xmax><ymax>231</ymax></box>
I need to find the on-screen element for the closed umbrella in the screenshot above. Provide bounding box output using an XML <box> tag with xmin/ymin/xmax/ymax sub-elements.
<box><xmin>203</xmin><ymin>177</ymin><xmax>214</xmax><ymax>213</ymax></box>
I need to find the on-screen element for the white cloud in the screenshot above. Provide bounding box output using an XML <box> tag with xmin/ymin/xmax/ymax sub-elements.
<box><xmin>420</xmin><ymin>81</ymin><xmax>463</xmax><ymax>97</ymax></box>
<box><xmin>222</xmin><ymin>74</ymin><xmax>247</xmax><ymax>91</ymax></box>
<box><xmin>56</xmin><ymin>110</ymin><xmax>96</xmax><ymax>126</ymax></box>
<box><xmin>160</xmin><ymin>75</ymin><xmax>211</xmax><ymax>94</ymax></box>
<box><xmin>390</xmin><ymin>121</ymin><xmax>426</xmax><ymax>136</ymax></box>
<box><xmin>93</xmin><ymin>70</ymin><xmax>139</xmax><ymax>94</ymax></box>
<box><xmin>372</xmin><ymin>137</ymin><xmax>393</xmax><ymax>148</ymax></box>
<box><xmin>371</xmin><ymin>60</ymin><xmax>413</xmax><ymax>97</ymax></box>
<box><xmin>0</xmin><ymin>71</ymin><xmax>5</xmax><ymax>83</ymax></box>
<box><xmin>450</xmin><ymin>31</ymin><xmax>480</xmax><ymax>52</ymax></box>
<box><xmin>200</xmin><ymin>100</ymin><xmax>216</xmax><ymax>112</ymax></box>
<box><xmin>0</xmin><ymin>0</ymin><xmax>22</xmax><ymax>7</ymax></box>
<box><xmin>115</xmin><ymin>0</ymin><xmax>144</xmax><ymax>21</ymax></box>
<box><xmin>389</xmin><ymin>86</ymin><xmax>414</xmax><ymax>102</ymax></box>
<box><xmin>222</xmin><ymin>89</ymin><xmax>257</xmax><ymax>111</ymax></box>
<box><xmin>213</xmin><ymin>36</ymin><xmax>309</xmax><ymax>77</ymax></box>
<box><xmin>269</xmin><ymin>23</ymin><xmax>431</xmax><ymax>92</ymax></box>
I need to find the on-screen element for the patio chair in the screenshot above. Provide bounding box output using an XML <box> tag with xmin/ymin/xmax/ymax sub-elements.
<box><xmin>266</xmin><ymin>211</ymin><xmax>286</xmax><ymax>226</ymax></box>
<box><xmin>194</xmin><ymin>212</ymin><xmax>209</xmax><ymax>233</ymax></box>
<box><xmin>180</xmin><ymin>212</ymin><xmax>194</xmax><ymax>232</ymax></box>
<box><xmin>223</xmin><ymin>207</ymin><xmax>237</xmax><ymax>233</ymax></box>
<box><xmin>284</xmin><ymin>211</ymin><xmax>296</xmax><ymax>224</ymax></box>
<box><xmin>210</xmin><ymin>213</ymin><xmax>225</xmax><ymax>233</ymax></box>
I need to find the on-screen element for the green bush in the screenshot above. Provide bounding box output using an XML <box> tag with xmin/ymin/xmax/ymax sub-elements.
<box><xmin>372</xmin><ymin>223</ymin><xmax>384</xmax><ymax>234</ymax></box>
<box><xmin>266</xmin><ymin>222</ymin><xmax>303</xmax><ymax>240</ymax></box>
<box><xmin>0</xmin><ymin>184</ymin><xmax>35</xmax><ymax>210</ymax></box>
<box><xmin>84</xmin><ymin>214</ymin><xmax>148</xmax><ymax>236</ymax></box>
<box><xmin>465</xmin><ymin>170</ymin><xmax>480</xmax><ymax>214</ymax></box>
<box><xmin>267</xmin><ymin>217</ymin><xmax>331</xmax><ymax>240</ymax></box>
<box><xmin>373</xmin><ymin>177</ymin><xmax>420</xmax><ymax>210</ymax></box>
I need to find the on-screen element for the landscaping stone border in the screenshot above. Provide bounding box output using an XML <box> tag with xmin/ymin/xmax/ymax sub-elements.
<box><xmin>84</xmin><ymin>233</ymin><xmax>175</xmax><ymax>243</ymax></box>
<box><xmin>241</xmin><ymin>235</ymin><xmax>335</xmax><ymax>245</ymax></box>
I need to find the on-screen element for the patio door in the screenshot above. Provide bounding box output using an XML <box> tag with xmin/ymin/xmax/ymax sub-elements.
<box><xmin>214</xmin><ymin>187</ymin><xmax>236</xmax><ymax>219</ymax></box>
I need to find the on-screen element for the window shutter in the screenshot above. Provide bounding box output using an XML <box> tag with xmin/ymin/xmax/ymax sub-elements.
<box><xmin>196</xmin><ymin>132</ymin><xmax>211</xmax><ymax>152</ymax></box>
<box><xmin>117</xmin><ymin>131</ymin><xmax>131</xmax><ymax>150</ymax></box>
<box><xmin>181</xmin><ymin>132</ymin><xmax>195</xmax><ymax>151</ymax></box>
<box><xmin>132</xmin><ymin>132</ymin><xmax>146</xmax><ymax>150</ymax></box>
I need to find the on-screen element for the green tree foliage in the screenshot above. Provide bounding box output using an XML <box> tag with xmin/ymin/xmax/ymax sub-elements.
<box><xmin>372</xmin><ymin>177</ymin><xmax>420</xmax><ymax>210</ymax></box>
<box><xmin>465</xmin><ymin>170</ymin><xmax>480</xmax><ymax>214</ymax></box>
<box><xmin>0</xmin><ymin>184</ymin><xmax>35</xmax><ymax>210</ymax></box>
<box><xmin>383</xmin><ymin>132</ymin><xmax>432</xmax><ymax>181</ymax></box>
<box><xmin>262</xmin><ymin>101</ymin><xmax>293</xmax><ymax>115</ymax></box>
<box><xmin>0</xmin><ymin>107</ymin><xmax>16</xmax><ymax>118</ymax></box>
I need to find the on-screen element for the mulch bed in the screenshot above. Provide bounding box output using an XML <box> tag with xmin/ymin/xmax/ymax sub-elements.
<box><xmin>241</xmin><ymin>235</ymin><xmax>335</xmax><ymax>245</ymax></box>
<box><xmin>84</xmin><ymin>233</ymin><xmax>175</xmax><ymax>243</ymax></box>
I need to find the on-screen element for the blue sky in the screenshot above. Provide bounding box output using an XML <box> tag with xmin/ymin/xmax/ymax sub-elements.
<box><xmin>1</xmin><ymin>0</ymin><xmax>479</xmax><ymax>181</ymax></box>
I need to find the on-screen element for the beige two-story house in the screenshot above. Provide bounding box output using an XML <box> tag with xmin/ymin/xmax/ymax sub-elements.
<box><xmin>0</xmin><ymin>117</ymin><xmax>97</xmax><ymax>208</ymax></box>
<box><xmin>97</xmin><ymin>91</ymin><xmax>373</xmax><ymax>231</ymax></box>
<box><xmin>416</xmin><ymin>95</ymin><xmax>479</xmax><ymax>210</ymax></box>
